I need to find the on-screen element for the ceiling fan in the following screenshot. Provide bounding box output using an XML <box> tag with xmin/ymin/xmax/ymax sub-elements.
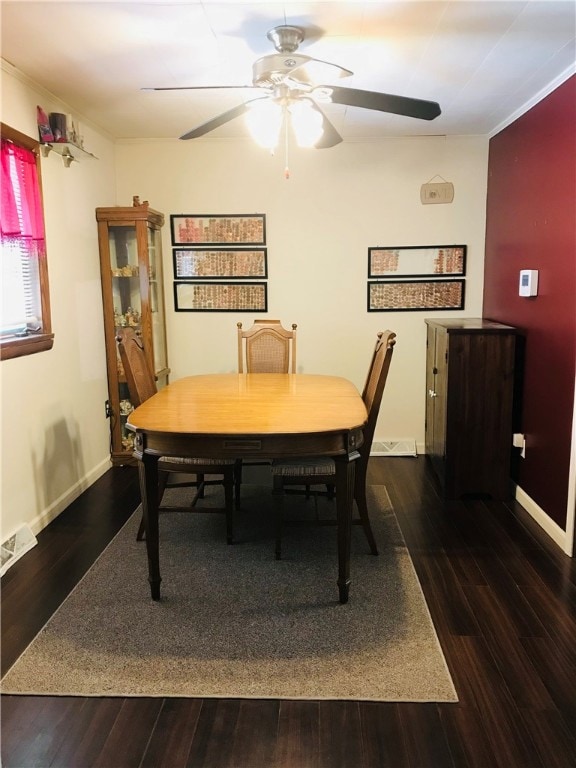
<box><xmin>147</xmin><ymin>25</ymin><xmax>441</xmax><ymax>148</ymax></box>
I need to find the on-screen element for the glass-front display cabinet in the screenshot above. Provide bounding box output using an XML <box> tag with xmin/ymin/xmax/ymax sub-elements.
<box><xmin>96</xmin><ymin>196</ymin><xmax>169</xmax><ymax>465</ymax></box>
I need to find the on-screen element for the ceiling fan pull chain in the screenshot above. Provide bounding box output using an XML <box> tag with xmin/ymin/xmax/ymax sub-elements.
<box><xmin>284</xmin><ymin>111</ymin><xmax>290</xmax><ymax>180</ymax></box>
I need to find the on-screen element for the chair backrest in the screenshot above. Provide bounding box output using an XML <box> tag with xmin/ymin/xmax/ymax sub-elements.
<box><xmin>116</xmin><ymin>328</ymin><xmax>157</xmax><ymax>406</ymax></box>
<box><xmin>237</xmin><ymin>319</ymin><xmax>297</xmax><ymax>373</ymax></box>
<box><xmin>359</xmin><ymin>330</ymin><xmax>396</xmax><ymax>461</ymax></box>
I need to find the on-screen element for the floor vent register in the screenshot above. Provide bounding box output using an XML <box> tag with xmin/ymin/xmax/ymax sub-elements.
<box><xmin>1</xmin><ymin>524</ymin><xmax>38</xmax><ymax>576</ymax></box>
<box><xmin>370</xmin><ymin>440</ymin><xmax>417</xmax><ymax>457</ymax></box>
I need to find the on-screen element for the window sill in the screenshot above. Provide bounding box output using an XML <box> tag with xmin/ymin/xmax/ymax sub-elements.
<box><xmin>1</xmin><ymin>333</ymin><xmax>54</xmax><ymax>360</ymax></box>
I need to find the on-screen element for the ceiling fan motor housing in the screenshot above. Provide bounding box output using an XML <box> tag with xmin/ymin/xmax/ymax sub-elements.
<box><xmin>252</xmin><ymin>53</ymin><xmax>313</xmax><ymax>87</ymax></box>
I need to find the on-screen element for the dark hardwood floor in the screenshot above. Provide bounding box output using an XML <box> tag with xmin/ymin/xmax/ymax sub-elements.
<box><xmin>2</xmin><ymin>457</ymin><xmax>576</xmax><ymax>767</ymax></box>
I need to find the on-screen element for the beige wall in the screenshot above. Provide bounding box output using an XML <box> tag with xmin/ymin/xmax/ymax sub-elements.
<box><xmin>1</xmin><ymin>64</ymin><xmax>116</xmax><ymax>539</ymax></box>
<box><xmin>115</xmin><ymin>135</ymin><xmax>488</xmax><ymax>446</ymax></box>
<box><xmin>1</xmin><ymin>61</ymin><xmax>489</xmax><ymax>542</ymax></box>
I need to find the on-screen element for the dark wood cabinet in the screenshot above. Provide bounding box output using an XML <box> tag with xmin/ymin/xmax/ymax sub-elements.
<box><xmin>425</xmin><ymin>318</ymin><xmax>517</xmax><ymax>500</ymax></box>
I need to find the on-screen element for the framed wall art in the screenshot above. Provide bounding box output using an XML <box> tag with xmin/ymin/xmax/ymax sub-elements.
<box><xmin>368</xmin><ymin>245</ymin><xmax>466</xmax><ymax>278</ymax></box>
<box><xmin>171</xmin><ymin>214</ymin><xmax>266</xmax><ymax>246</ymax></box>
<box><xmin>368</xmin><ymin>279</ymin><xmax>465</xmax><ymax>312</ymax></box>
<box><xmin>174</xmin><ymin>281</ymin><xmax>268</xmax><ymax>312</ymax></box>
<box><xmin>173</xmin><ymin>248</ymin><xmax>268</xmax><ymax>279</ymax></box>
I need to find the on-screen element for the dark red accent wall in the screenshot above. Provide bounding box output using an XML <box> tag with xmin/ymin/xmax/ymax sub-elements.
<box><xmin>483</xmin><ymin>75</ymin><xmax>576</xmax><ymax>529</ymax></box>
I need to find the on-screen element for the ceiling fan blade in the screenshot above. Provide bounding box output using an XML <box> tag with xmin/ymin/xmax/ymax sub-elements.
<box><xmin>179</xmin><ymin>100</ymin><xmax>263</xmax><ymax>140</ymax></box>
<box><xmin>320</xmin><ymin>86</ymin><xmax>441</xmax><ymax>121</ymax></box>
<box><xmin>142</xmin><ymin>85</ymin><xmax>256</xmax><ymax>92</ymax></box>
<box><xmin>288</xmin><ymin>57</ymin><xmax>353</xmax><ymax>85</ymax></box>
<box><xmin>310</xmin><ymin>104</ymin><xmax>343</xmax><ymax>149</ymax></box>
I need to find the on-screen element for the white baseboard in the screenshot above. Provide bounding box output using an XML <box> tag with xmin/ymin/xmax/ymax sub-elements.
<box><xmin>30</xmin><ymin>457</ymin><xmax>112</xmax><ymax>535</ymax></box>
<box><xmin>514</xmin><ymin>484</ymin><xmax>570</xmax><ymax>554</ymax></box>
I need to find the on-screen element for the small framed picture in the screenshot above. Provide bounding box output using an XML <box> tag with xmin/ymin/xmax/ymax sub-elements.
<box><xmin>368</xmin><ymin>280</ymin><xmax>465</xmax><ymax>312</ymax></box>
<box><xmin>173</xmin><ymin>248</ymin><xmax>267</xmax><ymax>279</ymax></box>
<box><xmin>368</xmin><ymin>245</ymin><xmax>466</xmax><ymax>278</ymax></box>
<box><xmin>174</xmin><ymin>281</ymin><xmax>268</xmax><ymax>312</ymax></box>
<box><xmin>171</xmin><ymin>214</ymin><xmax>266</xmax><ymax>246</ymax></box>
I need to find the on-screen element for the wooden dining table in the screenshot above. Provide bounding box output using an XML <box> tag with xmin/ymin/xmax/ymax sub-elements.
<box><xmin>127</xmin><ymin>373</ymin><xmax>368</xmax><ymax>603</ymax></box>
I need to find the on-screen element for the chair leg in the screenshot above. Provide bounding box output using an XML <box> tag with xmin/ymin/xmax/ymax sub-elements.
<box><xmin>354</xmin><ymin>471</ymin><xmax>378</xmax><ymax>556</ymax></box>
<box><xmin>234</xmin><ymin>459</ymin><xmax>242</xmax><ymax>511</ymax></box>
<box><xmin>224</xmin><ymin>469</ymin><xmax>234</xmax><ymax>545</ymax></box>
<box><xmin>272</xmin><ymin>475</ymin><xmax>284</xmax><ymax>559</ymax></box>
<box><xmin>136</xmin><ymin>515</ymin><xmax>146</xmax><ymax>541</ymax></box>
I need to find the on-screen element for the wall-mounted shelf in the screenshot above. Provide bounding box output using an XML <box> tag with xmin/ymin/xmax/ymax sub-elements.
<box><xmin>40</xmin><ymin>142</ymin><xmax>98</xmax><ymax>167</ymax></box>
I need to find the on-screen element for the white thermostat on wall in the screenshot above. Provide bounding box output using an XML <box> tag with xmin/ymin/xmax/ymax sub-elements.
<box><xmin>519</xmin><ymin>269</ymin><xmax>538</xmax><ymax>297</ymax></box>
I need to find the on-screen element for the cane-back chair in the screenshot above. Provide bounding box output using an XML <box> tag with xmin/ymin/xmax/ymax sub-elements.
<box><xmin>235</xmin><ymin>319</ymin><xmax>298</xmax><ymax>500</ymax></box>
<box><xmin>117</xmin><ymin>328</ymin><xmax>236</xmax><ymax>544</ymax></box>
<box><xmin>237</xmin><ymin>319</ymin><xmax>297</xmax><ymax>373</ymax></box>
<box><xmin>271</xmin><ymin>330</ymin><xmax>396</xmax><ymax>559</ymax></box>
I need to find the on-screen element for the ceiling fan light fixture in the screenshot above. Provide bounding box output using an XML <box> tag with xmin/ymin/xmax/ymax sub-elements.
<box><xmin>288</xmin><ymin>100</ymin><xmax>324</xmax><ymax>148</ymax></box>
<box><xmin>245</xmin><ymin>100</ymin><xmax>283</xmax><ymax>150</ymax></box>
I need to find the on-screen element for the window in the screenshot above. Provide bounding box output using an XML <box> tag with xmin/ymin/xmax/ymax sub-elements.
<box><xmin>1</xmin><ymin>123</ymin><xmax>53</xmax><ymax>360</ymax></box>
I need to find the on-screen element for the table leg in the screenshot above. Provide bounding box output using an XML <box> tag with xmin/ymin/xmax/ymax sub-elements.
<box><xmin>138</xmin><ymin>454</ymin><xmax>162</xmax><ymax>600</ymax></box>
<box><xmin>334</xmin><ymin>452</ymin><xmax>358</xmax><ymax>604</ymax></box>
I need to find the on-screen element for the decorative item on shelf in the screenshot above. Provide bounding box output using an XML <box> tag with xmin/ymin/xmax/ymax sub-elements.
<box><xmin>125</xmin><ymin>307</ymin><xmax>140</xmax><ymax>327</ymax></box>
<box><xmin>36</xmin><ymin>105</ymin><xmax>97</xmax><ymax>166</ymax></box>
<box><xmin>48</xmin><ymin>113</ymin><xmax>68</xmax><ymax>143</ymax></box>
<box><xmin>114</xmin><ymin>306</ymin><xmax>141</xmax><ymax>328</ymax></box>
<box><xmin>119</xmin><ymin>399</ymin><xmax>134</xmax><ymax>417</ymax></box>
<box><xmin>65</xmin><ymin>114</ymin><xmax>82</xmax><ymax>147</ymax></box>
<box><xmin>36</xmin><ymin>105</ymin><xmax>53</xmax><ymax>143</ymax></box>
<box><xmin>121</xmin><ymin>433</ymin><xmax>135</xmax><ymax>451</ymax></box>
<box><xmin>111</xmin><ymin>265</ymin><xmax>139</xmax><ymax>277</ymax></box>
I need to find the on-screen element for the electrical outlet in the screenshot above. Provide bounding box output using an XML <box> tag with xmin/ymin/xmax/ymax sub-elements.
<box><xmin>105</xmin><ymin>399</ymin><xmax>112</xmax><ymax>419</ymax></box>
<box><xmin>513</xmin><ymin>432</ymin><xmax>526</xmax><ymax>458</ymax></box>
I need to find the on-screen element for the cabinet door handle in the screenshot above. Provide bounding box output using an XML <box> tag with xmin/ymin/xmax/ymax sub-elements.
<box><xmin>428</xmin><ymin>389</ymin><xmax>437</xmax><ymax>398</ymax></box>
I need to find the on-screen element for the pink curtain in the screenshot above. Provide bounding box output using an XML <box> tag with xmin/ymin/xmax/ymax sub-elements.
<box><xmin>1</xmin><ymin>138</ymin><xmax>45</xmax><ymax>243</ymax></box>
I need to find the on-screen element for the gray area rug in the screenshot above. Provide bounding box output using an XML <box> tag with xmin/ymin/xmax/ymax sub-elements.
<box><xmin>1</xmin><ymin>483</ymin><xmax>457</xmax><ymax>701</ymax></box>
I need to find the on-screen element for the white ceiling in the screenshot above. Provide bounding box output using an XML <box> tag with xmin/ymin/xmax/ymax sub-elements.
<box><xmin>1</xmin><ymin>1</ymin><xmax>575</xmax><ymax>144</ymax></box>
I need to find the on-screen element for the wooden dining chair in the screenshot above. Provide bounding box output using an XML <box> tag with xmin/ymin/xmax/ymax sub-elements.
<box><xmin>270</xmin><ymin>330</ymin><xmax>396</xmax><ymax>559</ymax></box>
<box><xmin>116</xmin><ymin>328</ymin><xmax>237</xmax><ymax>544</ymax></box>
<box><xmin>237</xmin><ymin>319</ymin><xmax>297</xmax><ymax>373</ymax></box>
<box><xmin>235</xmin><ymin>319</ymin><xmax>298</xmax><ymax>502</ymax></box>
